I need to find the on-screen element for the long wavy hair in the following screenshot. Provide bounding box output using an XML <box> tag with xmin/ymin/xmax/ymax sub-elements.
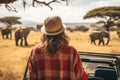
<box><xmin>41</xmin><ymin>31</ymin><xmax>69</xmax><ymax>55</ymax></box>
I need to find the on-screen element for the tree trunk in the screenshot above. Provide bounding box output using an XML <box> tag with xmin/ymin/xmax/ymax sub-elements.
<box><xmin>106</xmin><ymin>26</ymin><xmax>109</xmax><ymax>31</ymax></box>
<box><xmin>105</xmin><ymin>24</ymin><xmax>110</xmax><ymax>31</ymax></box>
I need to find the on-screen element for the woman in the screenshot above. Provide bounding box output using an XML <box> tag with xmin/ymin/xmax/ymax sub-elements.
<box><xmin>28</xmin><ymin>16</ymin><xmax>88</xmax><ymax>80</ymax></box>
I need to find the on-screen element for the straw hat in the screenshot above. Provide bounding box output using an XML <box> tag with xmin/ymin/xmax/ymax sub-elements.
<box><xmin>41</xmin><ymin>16</ymin><xmax>66</xmax><ymax>35</ymax></box>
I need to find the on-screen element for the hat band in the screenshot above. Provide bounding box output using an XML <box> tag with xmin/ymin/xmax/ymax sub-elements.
<box><xmin>46</xmin><ymin>26</ymin><xmax>63</xmax><ymax>33</ymax></box>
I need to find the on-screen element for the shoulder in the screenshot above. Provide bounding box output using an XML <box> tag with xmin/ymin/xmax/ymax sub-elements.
<box><xmin>30</xmin><ymin>45</ymin><xmax>41</xmax><ymax>56</ymax></box>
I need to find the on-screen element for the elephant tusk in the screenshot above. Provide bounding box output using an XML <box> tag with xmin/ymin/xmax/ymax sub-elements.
<box><xmin>22</xmin><ymin>37</ymin><xmax>24</xmax><ymax>40</ymax></box>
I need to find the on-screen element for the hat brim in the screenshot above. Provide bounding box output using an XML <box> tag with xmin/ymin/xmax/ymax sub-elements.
<box><xmin>41</xmin><ymin>24</ymin><xmax>66</xmax><ymax>36</ymax></box>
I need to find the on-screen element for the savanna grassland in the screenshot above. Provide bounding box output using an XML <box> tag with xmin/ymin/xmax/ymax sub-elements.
<box><xmin>0</xmin><ymin>30</ymin><xmax>120</xmax><ymax>80</ymax></box>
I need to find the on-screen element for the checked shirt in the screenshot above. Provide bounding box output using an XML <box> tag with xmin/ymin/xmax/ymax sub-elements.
<box><xmin>28</xmin><ymin>45</ymin><xmax>88</xmax><ymax>80</ymax></box>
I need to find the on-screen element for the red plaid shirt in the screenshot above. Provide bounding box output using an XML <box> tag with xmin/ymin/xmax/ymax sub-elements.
<box><xmin>28</xmin><ymin>45</ymin><xmax>88</xmax><ymax>80</ymax></box>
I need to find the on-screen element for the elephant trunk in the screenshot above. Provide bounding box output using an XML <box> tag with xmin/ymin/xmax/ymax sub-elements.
<box><xmin>22</xmin><ymin>37</ymin><xmax>25</xmax><ymax>40</ymax></box>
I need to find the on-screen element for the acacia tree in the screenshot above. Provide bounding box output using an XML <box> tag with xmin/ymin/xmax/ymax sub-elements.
<box><xmin>0</xmin><ymin>16</ymin><xmax>21</xmax><ymax>28</ymax></box>
<box><xmin>0</xmin><ymin>16</ymin><xmax>21</xmax><ymax>39</ymax></box>
<box><xmin>0</xmin><ymin>0</ymin><xmax>72</xmax><ymax>12</ymax></box>
<box><xmin>83</xmin><ymin>6</ymin><xmax>120</xmax><ymax>31</ymax></box>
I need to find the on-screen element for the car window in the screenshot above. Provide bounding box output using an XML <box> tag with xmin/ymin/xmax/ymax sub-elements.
<box><xmin>83</xmin><ymin>62</ymin><xmax>110</xmax><ymax>75</ymax></box>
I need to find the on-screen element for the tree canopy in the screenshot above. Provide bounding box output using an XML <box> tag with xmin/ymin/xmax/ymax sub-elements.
<box><xmin>0</xmin><ymin>16</ymin><xmax>21</xmax><ymax>27</ymax></box>
<box><xmin>0</xmin><ymin>0</ymin><xmax>72</xmax><ymax>12</ymax></box>
<box><xmin>84</xmin><ymin>6</ymin><xmax>120</xmax><ymax>19</ymax></box>
<box><xmin>83</xmin><ymin>6</ymin><xmax>120</xmax><ymax>31</ymax></box>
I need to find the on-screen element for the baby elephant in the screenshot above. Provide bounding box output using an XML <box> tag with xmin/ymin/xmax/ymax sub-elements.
<box><xmin>14</xmin><ymin>27</ymin><xmax>30</xmax><ymax>46</ymax></box>
<box><xmin>1</xmin><ymin>27</ymin><xmax>12</xmax><ymax>39</ymax></box>
<box><xmin>89</xmin><ymin>31</ymin><xmax>110</xmax><ymax>46</ymax></box>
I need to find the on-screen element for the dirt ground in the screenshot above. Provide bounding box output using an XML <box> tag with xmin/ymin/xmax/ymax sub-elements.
<box><xmin>0</xmin><ymin>30</ymin><xmax>120</xmax><ymax>80</ymax></box>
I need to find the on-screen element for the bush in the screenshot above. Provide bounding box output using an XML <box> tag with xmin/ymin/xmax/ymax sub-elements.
<box><xmin>76</xmin><ymin>26</ymin><xmax>89</xmax><ymax>32</ymax></box>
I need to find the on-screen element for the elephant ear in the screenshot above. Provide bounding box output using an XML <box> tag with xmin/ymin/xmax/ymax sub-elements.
<box><xmin>101</xmin><ymin>31</ymin><xmax>106</xmax><ymax>36</ymax></box>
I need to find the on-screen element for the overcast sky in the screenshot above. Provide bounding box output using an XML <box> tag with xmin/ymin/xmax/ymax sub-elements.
<box><xmin>0</xmin><ymin>0</ymin><xmax>120</xmax><ymax>23</ymax></box>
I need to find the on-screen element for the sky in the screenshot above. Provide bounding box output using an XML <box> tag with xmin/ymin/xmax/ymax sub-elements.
<box><xmin>0</xmin><ymin>0</ymin><xmax>120</xmax><ymax>24</ymax></box>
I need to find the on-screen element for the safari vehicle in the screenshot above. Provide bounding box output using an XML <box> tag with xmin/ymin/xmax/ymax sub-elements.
<box><xmin>23</xmin><ymin>52</ymin><xmax>120</xmax><ymax>80</ymax></box>
<box><xmin>79</xmin><ymin>51</ymin><xmax>120</xmax><ymax>80</ymax></box>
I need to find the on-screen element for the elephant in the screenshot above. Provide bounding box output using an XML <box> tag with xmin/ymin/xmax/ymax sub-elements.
<box><xmin>89</xmin><ymin>31</ymin><xmax>110</xmax><ymax>46</ymax></box>
<box><xmin>36</xmin><ymin>24</ymin><xmax>42</xmax><ymax>32</ymax></box>
<box><xmin>1</xmin><ymin>27</ymin><xmax>12</xmax><ymax>39</ymax></box>
<box><xmin>14</xmin><ymin>27</ymin><xmax>30</xmax><ymax>46</ymax></box>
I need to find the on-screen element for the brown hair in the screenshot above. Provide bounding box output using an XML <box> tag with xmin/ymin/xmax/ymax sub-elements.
<box><xmin>41</xmin><ymin>32</ymin><xmax>69</xmax><ymax>55</ymax></box>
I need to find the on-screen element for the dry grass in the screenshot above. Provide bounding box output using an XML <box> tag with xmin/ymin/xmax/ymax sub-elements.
<box><xmin>0</xmin><ymin>30</ymin><xmax>120</xmax><ymax>80</ymax></box>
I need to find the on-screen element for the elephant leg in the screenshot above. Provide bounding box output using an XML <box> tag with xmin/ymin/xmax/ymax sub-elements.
<box><xmin>106</xmin><ymin>40</ymin><xmax>110</xmax><ymax>45</ymax></box>
<box><xmin>90</xmin><ymin>39</ymin><xmax>96</xmax><ymax>45</ymax></box>
<box><xmin>93</xmin><ymin>40</ymin><xmax>96</xmax><ymax>45</ymax></box>
<box><xmin>20</xmin><ymin>39</ymin><xmax>23</xmax><ymax>46</ymax></box>
<box><xmin>99</xmin><ymin>36</ymin><xmax>105</xmax><ymax>46</ymax></box>
<box><xmin>98</xmin><ymin>40</ymin><xmax>101</xmax><ymax>45</ymax></box>
<box><xmin>102</xmin><ymin>40</ymin><xmax>105</xmax><ymax>46</ymax></box>
<box><xmin>24</xmin><ymin>38</ymin><xmax>28</xmax><ymax>46</ymax></box>
<box><xmin>98</xmin><ymin>40</ymin><xmax>105</xmax><ymax>46</ymax></box>
<box><xmin>2</xmin><ymin>35</ymin><xmax>4</xmax><ymax>39</ymax></box>
<box><xmin>16</xmin><ymin>39</ymin><xmax>19</xmax><ymax>46</ymax></box>
<box><xmin>106</xmin><ymin>38</ymin><xmax>110</xmax><ymax>45</ymax></box>
<box><xmin>6</xmin><ymin>34</ymin><xmax>8</xmax><ymax>39</ymax></box>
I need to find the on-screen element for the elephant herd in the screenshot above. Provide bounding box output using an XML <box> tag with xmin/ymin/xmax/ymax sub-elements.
<box><xmin>0</xmin><ymin>27</ymin><xmax>110</xmax><ymax>46</ymax></box>
<box><xmin>0</xmin><ymin>27</ymin><xmax>30</xmax><ymax>46</ymax></box>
